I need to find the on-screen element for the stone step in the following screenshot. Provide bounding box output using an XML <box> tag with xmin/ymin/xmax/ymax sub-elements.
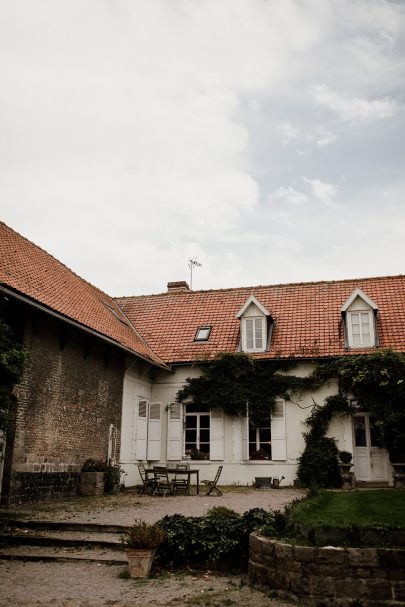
<box><xmin>0</xmin><ymin>529</ymin><xmax>125</xmax><ymax>549</ymax></box>
<box><xmin>0</xmin><ymin>544</ymin><xmax>128</xmax><ymax>564</ymax></box>
<box><xmin>0</xmin><ymin>518</ymin><xmax>129</xmax><ymax>534</ymax></box>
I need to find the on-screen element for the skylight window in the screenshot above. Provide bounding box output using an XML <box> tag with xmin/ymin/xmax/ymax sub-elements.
<box><xmin>195</xmin><ymin>326</ymin><xmax>212</xmax><ymax>341</ymax></box>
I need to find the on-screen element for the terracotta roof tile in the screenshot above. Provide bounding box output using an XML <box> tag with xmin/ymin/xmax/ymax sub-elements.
<box><xmin>0</xmin><ymin>222</ymin><xmax>166</xmax><ymax>367</ymax></box>
<box><xmin>116</xmin><ymin>276</ymin><xmax>405</xmax><ymax>364</ymax></box>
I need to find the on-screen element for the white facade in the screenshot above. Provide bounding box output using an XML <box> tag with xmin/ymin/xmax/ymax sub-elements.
<box><xmin>120</xmin><ymin>361</ymin><xmax>390</xmax><ymax>488</ymax></box>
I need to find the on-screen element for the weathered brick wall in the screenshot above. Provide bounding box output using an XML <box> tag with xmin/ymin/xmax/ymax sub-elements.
<box><xmin>3</xmin><ymin>306</ymin><xmax>124</xmax><ymax>504</ymax></box>
<box><xmin>249</xmin><ymin>533</ymin><xmax>405</xmax><ymax>606</ymax></box>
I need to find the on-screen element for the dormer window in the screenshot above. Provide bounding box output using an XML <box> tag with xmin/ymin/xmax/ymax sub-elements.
<box><xmin>341</xmin><ymin>288</ymin><xmax>378</xmax><ymax>349</ymax></box>
<box><xmin>236</xmin><ymin>295</ymin><xmax>272</xmax><ymax>353</ymax></box>
<box><xmin>195</xmin><ymin>326</ymin><xmax>212</xmax><ymax>341</ymax></box>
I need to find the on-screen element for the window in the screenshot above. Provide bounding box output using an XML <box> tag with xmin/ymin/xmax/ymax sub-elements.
<box><xmin>242</xmin><ymin>399</ymin><xmax>286</xmax><ymax>461</ymax></box>
<box><xmin>185</xmin><ymin>404</ymin><xmax>210</xmax><ymax>459</ymax></box>
<box><xmin>236</xmin><ymin>295</ymin><xmax>271</xmax><ymax>353</ymax></box>
<box><xmin>135</xmin><ymin>399</ymin><xmax>162</xmax><ymax>461</ymax></box>
<box><xmin>348</xmin><ymin>311</ymin><xmax>372</xmax><ymax>347</ymax></box>
<box><xmin>341</xmin><ymin>288</ymin><xmax>378</xmax><ymax>349</ymax></box>
<box><xmin>194</xmin><ymin>326</ymin><xmax>212</xmax><ymax>341</ymax></box>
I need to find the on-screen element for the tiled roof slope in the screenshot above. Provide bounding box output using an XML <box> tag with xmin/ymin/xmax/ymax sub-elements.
<box><xmin>116</xmin><ymin>276</ymin><xmax>405</xmax><ymax>364</ymax></box>
<box><xmin>0</xmin><ymin>222</ymin><xmax>165</xmax><ymax>367</ymax></box>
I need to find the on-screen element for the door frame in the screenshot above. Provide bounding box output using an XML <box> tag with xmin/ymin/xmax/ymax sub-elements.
<box><xmin>352</xmin><ymin>413</ymin><xmax>389</xmax><ymax>482</ymax></box>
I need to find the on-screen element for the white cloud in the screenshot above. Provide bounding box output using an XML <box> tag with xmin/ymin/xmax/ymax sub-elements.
<box><xmin>313</xmin><ymin>85</ymin><xmax>398</xmax><ymax>124</ymax></box>
<box><xmin>270</xmin><ymin>186</ymin><xmax>308</xmax><ymax>206</ymax></box>
<box><xmin>302</xmin><ymin>177</ymin><xmax>338</xmax><ymax>207</ymax></box>
<box><xmin>316</xmin><ymin>127</ymin><xmax>336</xmax><ymax>147</ymax></box>
<box><xmin>277</xmin><ymin>122</ymin><xmax>299</xmax><ymax>147</ymax></box>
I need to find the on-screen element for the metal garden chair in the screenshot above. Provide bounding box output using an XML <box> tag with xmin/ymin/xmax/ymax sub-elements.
<box><xmin>152</xmin><ymin>466</ymin><xmax>175</xmax><ymax>496</ymax></box>
<box><xmin>136</xmin><ymin>464</ymin><xmax>155</xmax><ymax>495</ymax></box>
<box><xmin>173</xmin><ymin>462</ymin><xmax>190</xmax><ymax>495</ymax></box>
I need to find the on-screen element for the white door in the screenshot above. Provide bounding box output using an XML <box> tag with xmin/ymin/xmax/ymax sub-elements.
<box><xmin>353</xmin><ymin>414</ymin><xmax>388</xmax><ymax>482</ymax></box>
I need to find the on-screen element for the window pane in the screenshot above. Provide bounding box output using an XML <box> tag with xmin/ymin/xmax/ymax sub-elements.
<box><xmin>200</xmin><ymin>429</ymin><xmax>210</xmax><ymax>443</ymax></box>
<box><xmin>249</xmin><ymin>427</ymin><xmax>256</xmax><ymax>442</ymax></box>
<box><xmin>185</xmin><ymin>429</ymin><xmax>197</xmax><ymax>443</ymax></box>
<box><xmin>258</xmin><ymin>443</ymin><xmax>271</xmax><ymax>458</ymax></box>
<box><xmin>354</xmin><ymin>417</ymin><xmax>367</xmax><ymax>447</ymax></box>
<box><xmin>259</xmin><ymin>428</ymin><xmax>271</xmax><ymax>442</ymax></box>
<box><xmin>369</xmin><ymin>417</ymin><xmax>379</xmax><ymax>447</ymax></box>
<box><xmin>246</xmin><ymin>319</ymin><xmax>253</xmax><ymax>349</ymax></box>
<box><xmin>200</xmin><ymin>415</ymin><xmax>210</xmax><ymax>428</ymax></box>
<box><xmin>353</xmin><ymin>334</ymin><xmax>361</xmax><ymax>345</ymax></box>
<box><xmin>199</xmin><ymin>444</ymin><xmax>210</xmax><ymax>457</ymax></box>
<box><xmin>185</xmin><ymin>416</ymin><xmax>197</xmax><ymax>428</ymax></box>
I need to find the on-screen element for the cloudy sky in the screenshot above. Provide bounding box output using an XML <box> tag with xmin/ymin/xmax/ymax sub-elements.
<box><xmin>1</xmin><ymin>0</ymin><xmax>404</xmax><ymax>296</ymax></box>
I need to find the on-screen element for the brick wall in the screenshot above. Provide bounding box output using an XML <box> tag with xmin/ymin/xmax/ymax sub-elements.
<box><xmin>2</xmin><ymin>305</ymin><xmax>124</xmax><ymax>504</ymax></box>
<box><xmin>249</xmin><ymin>533</ymin><xmax>405</xmax><ymax>606</ymax></box>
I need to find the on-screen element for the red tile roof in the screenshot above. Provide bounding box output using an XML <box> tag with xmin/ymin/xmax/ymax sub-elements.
<box><xmin>0</xmin><ymin>222</ymin><xmax>166</xmax><ymax>367</ymax></box>
<box><xmin>116</xmin><ymin>275</ymin><xmax>405</xmax><ymax>364</ymax></box>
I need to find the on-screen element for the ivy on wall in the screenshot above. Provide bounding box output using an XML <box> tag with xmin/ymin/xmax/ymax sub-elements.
<box><xmin>316</xmin><ymin>349</ymin><xmax>405</xmax><ymax>462</ymax></box>
<box><xmin>176</xmin><ymin>352</ymin><xmax>320</xmax><ymax>425</ymax></box>
<box><xmin>0</xmin><ymin>301</ymin><xmax>26</xmax><ymax>434</ymax></box>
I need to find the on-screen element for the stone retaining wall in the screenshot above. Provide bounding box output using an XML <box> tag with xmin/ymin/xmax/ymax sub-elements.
<box><xmin>249</xmin><ymin>532</ymin><xmax>405</xmax><ymax>606</ymax></box>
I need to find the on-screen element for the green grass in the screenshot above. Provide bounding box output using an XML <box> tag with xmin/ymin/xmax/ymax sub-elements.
<box><xmin>289</xmin><ymin>490</ymin><xmax>405</xmax><ymax>529</ymax></box>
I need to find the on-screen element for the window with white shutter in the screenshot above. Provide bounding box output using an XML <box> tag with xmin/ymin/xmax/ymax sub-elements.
<box><xmin>147</xmin><ymin>402</ymin><xmax>161</xmax><ymax>461</ymax></box>
<box><xmin>241</xmin><ymin>399</ymin><xmax>287</xmax><ymax>461</ymax></box>
<box><xmin>271</xmin><ymin>399</ymin><xmax>286</xmax><ymax>460</ymax></box>
<box><xmin>135</xmin><ymin>399</ymin><xmax>148</xmax><ymax>460</ymax></box>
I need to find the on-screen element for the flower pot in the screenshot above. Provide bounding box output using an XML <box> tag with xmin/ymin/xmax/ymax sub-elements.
<box><xmin>255</xmin><ymin>477</ymin><xmax>272</xmax><ymax>488</ymax></box>
<box><xmin>390</xmin><ymin>462</ymin><xmax>405</xmax><ymax>488</ymax></box>
<box><xmin>78</xmin><ymin>471</ymin><xmax>104</xmax><ymax>495</ymax></box>
<box><xmin>339</xmin><ymin>463</ymin><xmax>355</xmax><ymax>489</ymax></box>
<box><xmin>126</xmin><ymin>548</ymin><xmax>156</xmax><ymax>577</ymax></box>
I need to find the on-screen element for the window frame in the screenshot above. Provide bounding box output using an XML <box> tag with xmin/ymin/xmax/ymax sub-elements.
<box><xmin>194</xmin><ymin>325</ymin><xmax>212</xmax><ymax>342</ymax></box>
<box><xmin>242</xmin><ymin>315</ymin><xmax>266</xmax><ymax>353</ymax></box>
<box><xmin>347</xmin><ymin>309</ymin><xmax>375</xmax><ymax>348</ymax></box>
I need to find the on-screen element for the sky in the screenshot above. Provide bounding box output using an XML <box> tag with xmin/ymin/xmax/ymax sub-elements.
<box><xmin>1</xmin><ymin>0</ymin><xmax>404</xmax><ymax>296</ymax></box>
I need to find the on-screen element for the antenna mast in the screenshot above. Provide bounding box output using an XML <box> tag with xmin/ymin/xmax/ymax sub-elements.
<box><xmin>188</xmin><ymin>257</ymin><xmax>202</xmax><ymax>289</ymax></box>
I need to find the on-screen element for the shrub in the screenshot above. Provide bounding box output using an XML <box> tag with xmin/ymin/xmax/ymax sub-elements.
<box><xmin>338</xmin><ymin>450</ymin><xmax>353</xmax><ymax>464</ymax></box>
<box><xmin>80</xmin><ymin>458</ymin><xmax>124</xmax><ymax>493</ymax></box>
<box><xmin>122</xmin><ymin>520</ymin><xmax>166</xmax><ymax>549</ymax></box>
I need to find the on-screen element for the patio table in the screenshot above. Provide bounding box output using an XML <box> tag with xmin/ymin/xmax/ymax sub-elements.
<box><xmin>145</xmin><ymin>467</ymin><xmax>199</xmax><ymax>495</ymax></box>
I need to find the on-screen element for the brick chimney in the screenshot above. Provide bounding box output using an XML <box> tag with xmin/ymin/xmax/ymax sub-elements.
<box><xmin>167</xmin><ymin>281</ymin><xmax>190</xmax><ymax>293</ymax></box>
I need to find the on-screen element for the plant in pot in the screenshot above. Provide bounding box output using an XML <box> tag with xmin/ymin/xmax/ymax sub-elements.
<box><xmin>78</xmin><ymin>458</ymin><xmax>106</xmax><ymax>496</ymax></box>
<box><xmin>338</xmin><ymin>450</ymin><xmax>355</xmax><ymax>489</ymax></box>
<box><xmin>121</xmin><ymin>520</ymin><xmax>166</xmax><ymax>578</ymax></box>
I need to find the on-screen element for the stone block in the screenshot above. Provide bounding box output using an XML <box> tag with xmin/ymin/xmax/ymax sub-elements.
<box><xmin>393</xmin><ymin>581</ymin><xmax>405</xmax><ymax>601</ymax></box>
<box><xmin>318</xmin><ymin>546</ymin><xmax>347</xmax><ymax>565</ymax></box>
<box><xmin>335</xmin><ymin>578</ymin><xmax>368</xmax><ymax>599</ymax></box>
<box><xmin>274</xmin><ymin>541</ymin><xmax>293</xmax><ymax>561</ymax></box>
<box><xmin>290</xmin><ymin>574</ymin><xmax>312</xmax><ymax>595</ymax></box>
<box><xmin>347</xmin><ymin>547</ymin><xmax>378</xmax><ymax>567</ymax></box>
<box><xmin>310</xmin><ymin>575</ymin><xmax>336</xmax><ymax>598</ymax></box>
<box><xmin>294</xmin><ymin>545</ymin><xmax>316</xmax><ymax>563</ymax></box>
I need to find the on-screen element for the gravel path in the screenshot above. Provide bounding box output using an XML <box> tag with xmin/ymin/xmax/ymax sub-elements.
<box><xmin>1</xmin><ymin>488</ymin><xmax>303</xmax><ymax>606</ymax></box>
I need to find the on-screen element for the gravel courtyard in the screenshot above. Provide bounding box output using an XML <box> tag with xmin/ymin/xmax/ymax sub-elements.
<box><xmin>0</xmin><ymin>487</ymin><xmax>304</xmax><ymax>607</ymax></box>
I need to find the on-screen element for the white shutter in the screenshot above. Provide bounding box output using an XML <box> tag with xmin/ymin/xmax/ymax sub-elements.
<box><xmin>167</xmin><ymin>402</ymin><xmax>183</xmax><ymax>460</ymax></box>
<box><xmin>241</xmin><ymin>414</ymin><xmax>249</xmax><ymax>461</ymax></box>
<box><xmin>147</xmin><ymin>402</ymin><xmax>161</xmax><ymax>461</ymax></box>
<box><xmin>135</xmin><ymin>399</ymin><xmax>148</xmax><ymax>460</ymax></box>
<box><xmin>271</xmin><ymin>398</ymin><xmax>286</xmax><ymax>461</ymax></box>
<box><xmin>210</xmin><ymin>408</ymin><xmax>224</xmax><ymax>460</ymax></box>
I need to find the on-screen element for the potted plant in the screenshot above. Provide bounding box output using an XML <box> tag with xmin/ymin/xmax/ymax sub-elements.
<box><xmin>104</xmin><ymin>462</ymin><xmax>125</xmax><ymax>494</ymax></box>
<box><xmin>338</xmin><ymin>450</ymin><xmax>355</xmax><ymax>489</ymax></box>
<box><xmin>121</xmin><ymin>520</ymin><xmax>166</xmax><ymax>578</ymax></box>
<box><xmin>78</xmin><ymin>458</ymin><xmax>105</xmax><ymax>495</ymax></box>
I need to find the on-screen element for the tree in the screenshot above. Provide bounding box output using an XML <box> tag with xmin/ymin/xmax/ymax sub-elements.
<box><xmin>0</xmin><ymin>303</ymin><xmax>26</xmax><ymax>433</ymax></box>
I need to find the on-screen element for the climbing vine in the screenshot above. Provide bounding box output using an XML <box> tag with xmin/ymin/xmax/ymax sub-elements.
<box><xmin>176</xmin><ymin>352</ymin><xmax>320</xmax><ymax>425</ymax></box>
<box><xmin>0</xmin><ymin>302</ymin><xmax>26</xmax><ymax>434</ymax></box>
<box><xmin>315</xmin><ymin>349</ymin><xmax>405</xmax><ymax>462</ymax></box>
<box><xmin>297</xmin><ymin>394</ymin><xmax>355</xmax><ymax>488</ymax></box>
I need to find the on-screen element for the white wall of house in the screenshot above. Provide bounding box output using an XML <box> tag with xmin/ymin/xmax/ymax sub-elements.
<box><xmin>120</xmin><ymin>361</ymin><xmax>361</xmax><ymax>488</ymax></box>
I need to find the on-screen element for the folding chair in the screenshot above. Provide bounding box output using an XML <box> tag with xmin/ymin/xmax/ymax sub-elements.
<box><xmin>173</xmin><ymin>463</ymin><xmax>190</xmax><ymax>495</ymax></box>
<box><xmin>136</xmin><ymin>464</ymin><xmax>155</xmax><ymax>495</ymax></box>
<box><xmin>201</xmin><ymin>465</ymin><xmax>223</xmax><ymax>496</ymax></box>
<box><xmin>152</xmin><ymin>466</ymin><xmax>175</xmax><ymax>496</ymax></box>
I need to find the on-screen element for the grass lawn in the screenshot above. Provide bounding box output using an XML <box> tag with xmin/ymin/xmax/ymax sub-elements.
<box><xmin>289</xmin><ymin>489</ymin><xmax>405</xmax><ymax>529</ymax></box>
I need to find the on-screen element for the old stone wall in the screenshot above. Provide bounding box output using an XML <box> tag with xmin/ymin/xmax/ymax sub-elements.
<box><xmin>249</xmin><ymin>533</ymin><xmax>405</xmax><ymax>606</ymax></box>
<box><xmin>2</xmin><ymin>305</ymin><xmax>124</xmax><ymax>504</ymax></box>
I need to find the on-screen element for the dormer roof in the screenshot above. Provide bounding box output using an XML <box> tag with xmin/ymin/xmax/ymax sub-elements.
<box><xmin>341</xmin><ymin>288</ymin><xmax>379</xmax><ymax>313</ymax></box>
<box><xmin>235</xmin><ymin>294</ymin><xmax>271</xmax><ymax>318</ymax></box>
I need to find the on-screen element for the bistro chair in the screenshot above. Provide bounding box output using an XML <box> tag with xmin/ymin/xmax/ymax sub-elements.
<box><xmin>136</xmin><ymin>464</ymin><xmax>155</xmax><ymax>495</ymax></box>
<box><xmin>173</xmin><ymin>462</ymin><xmax>190</xmax><ymax>495</ymax></box>
<box><xmin>202</xmin><ymin>465</ymin><xmax>223</xmax><ymax>496</ymax></box>
<box><xmin>152</xmin><ymin>466</ymin><xmax>175</xmax><ymax>497</ymax></box>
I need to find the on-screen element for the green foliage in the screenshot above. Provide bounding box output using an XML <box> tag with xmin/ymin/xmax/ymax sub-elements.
<box><xmin>122</xmin><ymin>520</ymin><xmax>166</xmax><ymax>549</ymax></box>
<box><xmin>81</xmin><ymin>458</ymin><xmax>124</xmax><ymax>492</ymax></box>
<box><xmin>0</xmin><ymin>304</ymin><xmax>26</xmax><ymax>434</ymax></box>
<box><xmin>297</xmin><ymin>395</ymin><xmax>355</xmax><ymax>488</ymax></box>
<box><xmin>177</xmin><ymin>352</ymin><xmax>318</xmax><ymax>425</ymax></box>
<box><xmin>317</xmin><ymin>350</ymin><xmax>405</xmax><ymax>461</ymax></box>
<box><xmin>156</xmin><ymin>507</ymin><xmax>274</xmax><ymax>571</ymax></box>
<box><xmin>338</xmin><ymin>450</ymin><xmax>353</xmax><ymax>464</ymax></box>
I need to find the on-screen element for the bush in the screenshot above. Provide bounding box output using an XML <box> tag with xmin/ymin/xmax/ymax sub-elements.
<box><xmin>122</xmin><ymin>520</ymin><xmax>165</xmax><ymax>549</ymax></box>
<box><xmin>297</xmin><ymin>436</ymin><xmax>341</xmax><ymax>488</ymax></box>
<box><xmin>156</xmin><ymin>507</ymin><xmax>275</xmax><ymax>572</ymax></box>
<box><xmin>338</xmin><ymin>450</ymin><xmax>353</xmax><ymax>464</ymax></box>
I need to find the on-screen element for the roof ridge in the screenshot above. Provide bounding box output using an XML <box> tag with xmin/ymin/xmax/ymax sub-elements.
<box><xmin>114</xmin><ymin>273</ymin><xmax>405</xmax><ymax>300</ymax></box>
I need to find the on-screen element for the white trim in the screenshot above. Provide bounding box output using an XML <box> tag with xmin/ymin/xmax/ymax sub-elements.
<box><xmin>242</xmin><ymin>316</ymin><xmax>266</xmax><ymax>352</ymax></box>
<box><xmin>236</xmin><ymin>294</ymin><xmax>271</xmax><ymax>318</ymax></box>
<box><xmin>347</xmin><ymin>309</ymin><xmax>376</xmax><ymax>348</ymax></box>
<box><xmin>341</xmin><ymin>288</ymin><xmax>378</xmax><ymax>312</ymax></box>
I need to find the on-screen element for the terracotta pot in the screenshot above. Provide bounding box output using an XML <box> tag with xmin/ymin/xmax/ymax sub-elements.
<box><xmin>126</xmin><ymin>548</ymin><xmax>156</xmax><ymax>577</ymax></box>
<box><xmin>78</xmin><ymin>471</ymin><xmax>104</xmax><ymax>495</ymax></box>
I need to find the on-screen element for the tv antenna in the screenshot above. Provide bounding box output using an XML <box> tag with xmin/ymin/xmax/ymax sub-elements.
<box><xmin>188</xmin><ymin>257</ymin><xmax>202</xmax><ymax>289</ymax></box>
